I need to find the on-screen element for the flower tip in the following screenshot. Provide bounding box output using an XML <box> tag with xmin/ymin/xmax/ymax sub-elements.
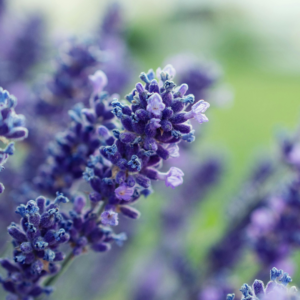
<box><xmin>89</xmin><ymin>70</ymin><xmax>108</xmax><ymax>94</ymax></box>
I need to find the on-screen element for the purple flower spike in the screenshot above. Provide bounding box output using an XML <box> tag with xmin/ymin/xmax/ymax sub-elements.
<box><xmin>101</xmin><ymin>210</ymin><xmax>119</xmax><ymax>226</ymax></box>
<box><xmin>115</xmin><ymin>184</ymin><xmax>134</xmax><ymax>200</ymax></box>
<box><xmin>89</xmin><ymin>70</ymin><xmax>108</xmax><ymax>94</ymax></box>
<box><xmin>191</xmin><ymin>100</ymin><xmax>210</xmax><ymax>123</ymax></box>
<box><xmin>146</xmin><ymin>94</ymin><xmax>165</xmax><ymax>117</ymax></box>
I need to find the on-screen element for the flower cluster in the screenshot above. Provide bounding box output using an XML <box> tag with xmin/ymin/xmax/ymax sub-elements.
<box><xmin>66</xmin><ymin>194</ymin><xmax>127</xmax><ymax>255</ymax></box>
<box><xmin>0</xmin><ymin>63</ymin><xmax>210</xmax><ymax>299</ymax></box>
<box><xmin>82</xmin><ymin>66</ymin><xmax>210</xmax><ymax>222</ymax></box>
<box><xmin>0</xmin><ymin>194</ymin><xmax>69</xmax><ymax>299</ymax></box>
<box><xmin>34</xmin><ymin>71</ymin><xmax>115</xmax><ymax>195</ymax></box>
<box><xmin>0</xmin><ymin>88</ymin><xmax>28</xmax><ymax>191</ymax></box>
<box><xmin>0</xmin><ymin>192</ymin><xmax>126</xmax><ymax>299</ymax></box>
<box><xmin>34</xmin><ymin>39</ymin><xmax>102</xmax><ymax>117</ymax></box>
<box><xmin>245</xmin><ymin>132</ymin><xmax>300</xmax><ymax>270</ymax></box>
<box><xmin>227</xmin><ymin>267</ymin><xmax>299</xmax><ymax>300</ymax></box>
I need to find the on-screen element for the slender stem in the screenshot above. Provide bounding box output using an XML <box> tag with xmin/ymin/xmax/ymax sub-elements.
<box><xmin>44</xmin><ymin>252</ymin><xmax>74</xmax><ymax>287</ymax></box>
<box><xmin>96</xmin><ymin>198</ymin><xmax>108</xmax><ymax>218</ymax></box>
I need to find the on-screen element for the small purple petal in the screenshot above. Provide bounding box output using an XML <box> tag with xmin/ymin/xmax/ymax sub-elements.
<box><xmin>101</xmin><ymin>210</ymin><xmax>119</xmax><ymax>226</ymax></box>
<box><xmin>115</xmin><ymin>184</ymin><xmax>134</xmax><ymax>201</ymax></box>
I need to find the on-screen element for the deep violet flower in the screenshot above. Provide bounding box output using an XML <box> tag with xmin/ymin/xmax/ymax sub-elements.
<box><xmin>115</xmin><ymin>185</ymin><xmax>135</xmax><ymax>201</ymax></box>
<box><xmin>0</xmin><ymin>60</ymin><xmax>209</xmax><ymax>299</ymax></box>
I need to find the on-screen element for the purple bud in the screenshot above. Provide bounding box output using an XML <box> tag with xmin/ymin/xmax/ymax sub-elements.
<box><xmin>253</xmin><ymin>280</ymin><xmax>265</xmax><ymax>298</ymax></box>
<box><xmin>135</xmin><ymin>174</ymin><xmax>151</xmax><ymax>188</ymax></box>
<box><xmin>0</xmin><ymin>259</ymin><xmax>20</xmax><ymax>273</ymax></box>
<box><xmin>98</xmin><ymin>125</ymin><xmax>110</xmax><ymax>139</ymax></box>
<box><xmin>119</xmin><ymin>205</ymin><xmax>141</xmax><ymax>219</ymax></box>
<box><xmin>160</xmin><ymin>120</ymin><xmax>172</xmax><ymax>132</ymax></box>
<box><xmin>136</xmin><ymin>82</ymin><xmax>145</xmax><ymax>93</ymax></box>
<box><xmin>176</xmin><ymin>83</ymin><xmax>188</xmax><ymax>97</ymax></box>
<box><xmin>149</xmin><ymin>79</ymin><xmax>159</xmax><ymax>93</ymax></box>
<box><xmin>54</xmin><ymin>252</ymin><xmax>65</xmax><ymax>261</ymax></box>
<box><xmin>7</xmin><ymin>224</ymin><xmax>27</xmax><ymax>243</ymax></box>
<box><xmin>44</xmin><ymin>230</ymin><xmax>56</xmax><ymax>245</ymax></box>
<box><xmin>119</xmin><ymin>132</ymin><xmax>137</xmax><ymax>144</ymax></box>
<box><xmin>73</xmin><ymin>195</ymin><xmax>86</xmax><ymax>213</ymax></box>
<box><xmin>92</xmin><ymin>243</ymin><xmax>111</xmax><ymax>252</ymax></box>
<box><xmin>36</xmin><ymin>196</ymin><xmax>46</xmax><ymax>214</ymax></box>
<box><xmin>144</xmin><ymin>137</ymin><xmax>158</xmax><ymax>151</ymax></box>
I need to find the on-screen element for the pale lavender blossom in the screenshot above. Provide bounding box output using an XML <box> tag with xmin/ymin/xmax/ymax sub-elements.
<box><xmin>146</xmin><ymin>94</ymin><xmax>166</xmax><ymax>117</ymax></box>
<box><xmin>156</xmin><ymin>64</ymin><xmax>176</xmax><ymax>80</ymax></box>
<box><xmin>163</xmin><ymin>144</ymin><xmax>180</xmax><ymax>158</ymax></box>
<box><xmin>89</xmin><ymin>70</ymin><xmax>108</xmax><ymax>94</ymax></box>
<box><xmin>115</xmin><ymin>184</ymin><xmax>135</xmax><ymax>200</ymax></box>
<box><xmin>191</xmin><ymin>100</ymin><xmax>210</xmax><ymax>123</ymax></box>
<box><xmin>101</xmin><ymin>210</ymin><xmax>119</xmax><ymax>226</ymax></box>
<box><xmin>156</xmin><ymin>167</ymin><xmax>184</xmax><ymax>188</ymax></box>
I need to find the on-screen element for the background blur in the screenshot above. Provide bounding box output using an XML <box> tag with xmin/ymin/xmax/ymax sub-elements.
<box><xmin>3</xmin><ymin>0</ymin><xmax>300</xmax><ymax>299</ymax></box>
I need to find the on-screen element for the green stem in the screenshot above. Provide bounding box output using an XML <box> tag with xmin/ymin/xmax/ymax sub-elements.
<box><xmin>44</xmin><ymin>252</ymin><xmax>74</xmax><ymax>287</ymax></box>
<box><xmin>96</xmin><ymin>198</ymin><xmax>108</xmax><ymax>218</ymax></box>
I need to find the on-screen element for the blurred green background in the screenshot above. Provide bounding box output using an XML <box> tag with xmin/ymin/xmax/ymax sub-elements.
<box><xmin>5</xmin><ymin>0</ymin><xmax>300</xmax><ymax>299</ymax></box>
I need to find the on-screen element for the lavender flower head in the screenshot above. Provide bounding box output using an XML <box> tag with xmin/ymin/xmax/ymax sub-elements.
<box><xmin>0</xmin><ymin>88</ymin><xmax>28</xmax><ymax>141</ymax></box>
<box><xmin>227</xmin><ymin>267</ymin><xmax>298</xmax><ymax>300</ymax></box>
<box><xmin>83</xmin><ymin>64</ymin><xmax>210</xmax><ymax>224</ymax></box>
<box><xmin>0</xmin><ymin>87</ymin><xmax>28</xmax><ymax>190</ymax></box>
<box><xmin>1</xmin><ymin>63</ymin><xmax>210</xmax><ymax>299</ymax></box>
<box><xmin>0</xmin><ymin>194</ymin><xmax>70</xmax><ymax>299</ymax></box>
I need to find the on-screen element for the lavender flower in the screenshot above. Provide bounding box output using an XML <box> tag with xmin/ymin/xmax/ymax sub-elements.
<box><xmin>0</xmin><ymin>88</ymin><xmax>28</xmax><ymax>141</ymax></box>
<box><xmin>83</xmin><ymin>65</ymin><xmax>209</xmax><ymax>222</ymax></box>
<box><xmin>227</xmin><ymin>267</ymin><xmax>299</xmax><ymax>300</ymax></box>
<box><xmin>0</xmin><ymin>195</ymin><xmax>69</xmax><ymax>299</ymax></box>
<box><xmin>89</xmin><ymin>70</ymin><xmax>108</xmax><ymax>95</ymax></box>
<box><xmin>115</xmin><ymin>185</ymin><xmax>135</xmax><ymax>201</ymax></box>
<box><xmin>101</xmin><ymin>210</ymin><xmax>119</xmax><ymax>226</ymax></box>
<box><xmin>146</xmin><ymin>93</ymin><xmax>166</xmax><ymax>116</ymax></box>
<box><xmin>0</xmin><ymin>60</ymin><xmax>209</xmax><ymax>299</ymax></box>
<box><xmin>0</xmin><ymin>88</ymin><xmax>28</xmax><ymax>189</ymax></box>
<box><xmin>156</xmin><ymin>167</ymin><xmax>185</xmax><ymax>188</ymax></box>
